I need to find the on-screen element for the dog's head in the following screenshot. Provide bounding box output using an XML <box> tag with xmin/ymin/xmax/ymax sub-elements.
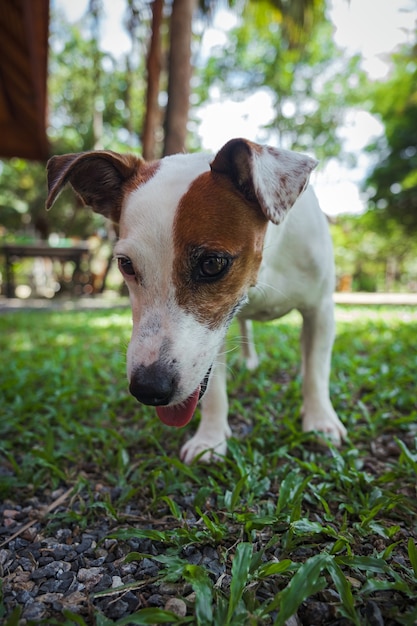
<box><xmin>46</xmin><ymin>138</ymin><xmax>316</xmax><ymax>428</ymax></box>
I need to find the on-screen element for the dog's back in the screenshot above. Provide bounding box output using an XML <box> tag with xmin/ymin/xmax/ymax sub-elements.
<box><xmin>242</xmin><ymin>185</ymin><xmax>335</xmax><ymax>322</ymax></box>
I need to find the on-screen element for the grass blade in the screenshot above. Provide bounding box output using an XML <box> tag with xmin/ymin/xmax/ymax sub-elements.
<box><xmin>326</xmin><ymin>559</ymin><xmax>361</xmax><ymax>625</ymax></box>
<box><xmin>113</xmin><ymin>608</ymin><xmax>184</xmax><ymax>624</ymax></box>
<box><xmin>226</xmin><ymin>542</ymin><xmax>253</xmax><ymax>623</ymax></box>
<box><xmin>257</xmin><ymin>559</ymin><xmax>293</xmax><ymax>579</ymax></box>
<box><xmin>183</xmin><ymin>564</ymin><xmax>213</xmax><ymax>626</ymax></box>
<box><xmin>272</xmin><ymin>554</ymin><xmax>329</xmax><ymax>625</ymax></box>
<box><xmin>108</xmin><ymin>528</ymin><xmax>169</xmax><ymax>543</ymax></box>
<box><xmin>395</xmin><ymin>438</ymin><xmax>417</xmax><ymax>473</ymax></box>
<box><xmin>408</xmin><ymin>538</ymin><xmax>417</xmax><ymax>578</ymax></box>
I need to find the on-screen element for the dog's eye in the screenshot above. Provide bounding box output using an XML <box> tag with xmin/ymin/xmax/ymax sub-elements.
<box><xmin>197</xmin><ymin>255</ymin><xmax>230</xmax><ymax>281</ymax></box>
<box><xmin>117</xmin><ymin>256</ymin><xmax>135</xmax><ymax>277</ymax></box>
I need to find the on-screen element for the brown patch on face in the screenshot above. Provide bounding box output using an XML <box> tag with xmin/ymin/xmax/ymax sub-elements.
<box><xmin>173</xmin><ymin>171</ymin><xmax>268</xmax><ymax>329</ymax></box>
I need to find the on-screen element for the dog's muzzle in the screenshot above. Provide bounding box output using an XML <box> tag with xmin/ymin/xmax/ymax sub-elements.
<box><xmin>129</xmin><ymin>362</ymin><xmax>178</xmax><ymax>406</ymax></box>
<box><xmin>129</xmin><ymin>363</ymin><xmax>212</xmax><ymax>407</ymax></box>
<box><xmin>129</xmin><ymin>362</ymin><xmax>213</xmax><ymax>428</ymax></box>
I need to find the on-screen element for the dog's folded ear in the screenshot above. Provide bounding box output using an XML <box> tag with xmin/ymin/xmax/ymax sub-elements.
<box><xmin>46</xmin><ymin>151</ymin><xmax>142</xmax><ymax>223</ymax></box>
<box><xmin>210</xmin><ymin>138</ymin><xmax>317</xmax><ymax>225</ymax></box>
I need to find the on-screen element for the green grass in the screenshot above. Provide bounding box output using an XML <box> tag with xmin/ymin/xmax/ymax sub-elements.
<box><xmin>1</xmin><ymin>305</ymin><xmax>417</xmax><ymax>624</ymax></box>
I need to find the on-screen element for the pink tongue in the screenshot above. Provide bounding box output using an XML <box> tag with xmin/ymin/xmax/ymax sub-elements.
<box><xmin>156</xmin><ymin>387</ymin><xmax>200</xmax><ymax>428</ymax></box>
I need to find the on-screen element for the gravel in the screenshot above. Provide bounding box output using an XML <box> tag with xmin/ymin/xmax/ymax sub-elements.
<box><xmin>0</xmin><ymin>490</ymin><xmax>226</xmax><ymax>623</ymax></box>
<box><xmin>1</xmin><ymin>433</ymin><xmax>416</xmax><ymax>624</ymax></box>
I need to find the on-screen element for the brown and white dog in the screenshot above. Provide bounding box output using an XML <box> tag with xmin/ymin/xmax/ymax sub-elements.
<box><xmin>46</xmin><ymin>138</ymin><xmax>346</xmax><ymax>463</ymax></box>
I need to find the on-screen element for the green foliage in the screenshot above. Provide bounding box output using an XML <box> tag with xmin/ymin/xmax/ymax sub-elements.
<box><xmin>195</xmin><ymin>4</ymin><xmax>366</xmax><ymax>162</ymax></box>
<box><xmin>364</xmin><ymin>31</ymin><xmax>417</xmax><ymax>231</ymax></box>
<box><xmin>48</xmin><ymin>10</ymin><xmax>146</xmax><ymax>154</ymax></box>
<box><xmin>1</xmin><ymin>305</ymin><xmax>417</xmax><ymax>623</ymax></box>
<box><xmin>331</xmin><ymin>212</ymin><xmax>417</xmax><ymax>292</ymax></box>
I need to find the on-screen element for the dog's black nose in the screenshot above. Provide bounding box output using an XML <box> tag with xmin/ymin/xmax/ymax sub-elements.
<box><xmin>129</xmin><ymin>363</ymin><xmax>177</xmax><ymax>406</ymax></box>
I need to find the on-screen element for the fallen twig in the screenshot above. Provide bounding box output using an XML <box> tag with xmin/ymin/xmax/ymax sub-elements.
<box><xmin>0</xmin><ymin>486</ymin><xmax>74</xmax><ymax>549</ymax></box>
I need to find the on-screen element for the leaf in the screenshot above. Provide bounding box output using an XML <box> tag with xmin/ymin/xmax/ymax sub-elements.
<box><xmin>275</xmin><ymin>471</ymin><xmax>310</xmax><ymax>516</ymax></box>
<box><xmin>290</xmin><ymin>520</ymin><xmax>326</xmax><ymax>535</ymax></box>
<box><xmin>161</xmin><ymin>496</ymin><xmax>183</xmax><ymax>521</ymax></box>
<box><xmin>235</xmin><ymin>512</ymin><xmax>279</xmax><ymax>531</ymax></box>
<box><xmin>224</xmin><ymin>473</ymin><xmax>249</xmax><ymax>512</ymax></box>
<box><xmin>227</xmin><ymin>439</ymin><xmax>250</xmax><ymax>477</ymax></box>
<box><xmin>336</xmin><ymin>555</ymin><xmax>389</xmax><ymax>573</ymax></box>
<box><xmin>108</xmin><ymin>528</ymin><xmax>169</xmax><ymax>543</ymax></box>
<box><xmin>395</xmin><ymin>438</ymin><xmax>417</xmax><ymax>473</ymax></box>
<box><xmin>95</xmin><ymin>611</ymin><xmax>114</xmax><ymax>626</ymax></box>
<box><xmin>160</xmin><ymin>456</ymin><xmax>202</xmax><ymax>482</ymax></box>
<box><xmin>361</xmin><ymin>578</ymin><xmax>413</xmax><ymax>596</ymax></box>
<box><xmin>195</xmin><ymin>507</ymin><xmax>226</xmax><ymax>541</ymax></box>
<box><xmin>326</xmin><ymin>559</ymin><xmax>360</xmax><ymax>625</ymax></box>
<box><xmin>271</xmin><ymin>554</ymin><xmax>330</xmax><ymax>626</ymax></box>
<box><xmin>183</xmin><ymin>565</ymin><xmax>213</xmax><ymax>626</ymax></box>
<box><xmin>2</xmin><ymin>607</ymin><xmax>22</xmax><ymax>626</ymax></box>
<box><xmin>226</xmin><ymin>542</ymin><xmax>253</xmax><ymax>623</ymax></box>
<box><xmin>256</xmin><ymin>559</ymin><xmax>293</xmax><ymax>579</ymax></box>
<box><xmin>408</xmin><ymin>538</ymin><xmax>417</xmax><ymax>578</ymax></box>
<box><xmin>112</xmin><ymin>608</ymin><xmax>184</xmax><ymax>624</ymax></box>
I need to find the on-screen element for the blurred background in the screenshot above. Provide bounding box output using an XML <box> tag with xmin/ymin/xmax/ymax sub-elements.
<box><xmin>0</xmin><ymin>0</ymin><xmax>416</xmax><ymax>300</ymax></box>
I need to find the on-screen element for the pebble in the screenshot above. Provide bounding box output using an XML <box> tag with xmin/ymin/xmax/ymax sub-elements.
<box><xmin>17</xmin><ymin>557</ymin><xmax>34</xmax><ymax>571</ymax></box>
<box><xmin>138</xmin><ymin>557</ymin><xmax>159</xmax><ymax>577</ymax></box>
<box><xmin>56</xmin><ymin>572</ymin><xmax>76</xmax><ymax>594</ymax></box>
<box><xmin>0</xmin><ymin>548</ymin><xmax>11</xmax><ymax>566</ymax></box>
<box><xmin>22</xmin><ymin>601</ymin><xmax>47</xmax><ymax>621</ymax></box>
<box><xmin>3</xmin><ymin>509</ymin><xmax>20</xmax><ymax>519</ymax></box>
<box><xmin>299</xmin><ymin>600</ymin><xmax>335</xmax><ymax>623</ymax></box>
<box><xmin>31</xmin><ymin>561</ymin><xmax>71</xmax><ymax>580</ymax></box>
<box><xmin>92</xmin><ymin>573</ymin><xmax>113</xmax><ymax>592</ymax></box>
<box><xmin>77</xmin><ymin>566</ymin><xmax>104</xmax><ymax>590</ymax></box>
<box><xmin>365</xmin><ymin>600</ymin><xmax>385</xmax><ymax>626</ymax></box>
<box><xmin>148</xmin><ymin>593</ymin><xmax>164</xmax><ymax>606</ymax></box>
<box><xmin>107</xmin><ymin>598</ymin><xmax>129</xmax><ymax>619</ymax></box>
<box><xmin>165</xmin><ymin>597</ymin><xmax>187</xmax><ymax>617</ymax></box>
<box><xmin>111</xmin><ymin>575</ymin><xmax>123</xmax><ymax>588</ymax></box>
<box><xmin>159</xmin><ymin>582</ymin><xmax>184</xmax><ymax>595</ymax></box>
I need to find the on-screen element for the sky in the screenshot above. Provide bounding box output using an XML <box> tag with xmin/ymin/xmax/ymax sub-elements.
<box><xmin>53</xmin><ymin>0</ymin><xmax>416</xmax><ymax>215</ymax></box>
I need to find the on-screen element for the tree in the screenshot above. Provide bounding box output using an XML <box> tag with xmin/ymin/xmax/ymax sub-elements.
<box><xmin>141</xmin><ymin>0</ymin><xmax>164</xmax><ymax>160</ymax></box>
<box><xmin>142</xmin><ymin>0</ymin><xmax>329</xmax><ymax>158</ymax></box>
<box><xmin>364</xmin><ymin>33</ymin><xmax>417</xmax><ymax>232</ymax></box>
<box><xmin>163</xmin><ymin>0</ymin><xmax>196</xmax><ymax>155</ymax></box>
<box><xmin>194</xmin><ymin>2</ymin><xmax>365</xmax><ymax>162</ymax></box>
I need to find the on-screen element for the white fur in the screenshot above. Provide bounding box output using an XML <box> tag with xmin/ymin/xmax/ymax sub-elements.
<box><xmin>114</xmin><ymin>152</ymin><xmax>227</xmax><ymax>402</ymax></box>
<box><xmin>113</xmin><ymin>145</ymin><xmax>345</xmax><ymax>463</ymax></box>
<box><xmin>47</xmin><ymin>140</ymin><xmax>346</xmax><ymax>464</ymax></box>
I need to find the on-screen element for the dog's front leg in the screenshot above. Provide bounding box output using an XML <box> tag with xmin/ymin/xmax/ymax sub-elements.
<box><xmin>180</xmin><ymin>352</ymin><xmax>231</xmax><ymax>464</ymax></box>
<box><xmin>238</xmin><ymin>318</ymin><xmax>259</xmax><ymax>371</ymax></box>
<box><xmin>300</xmin><ymin>298</ymin><xmax>347</xmax><ymax>444</ymax></box>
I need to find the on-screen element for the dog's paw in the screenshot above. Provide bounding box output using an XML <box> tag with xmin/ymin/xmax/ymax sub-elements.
<box><xmin>180</xmin><ymin>434</ymin><xmax>228</xmax><ymax>464</ymax></box>
<box><xmin>245</xmin><ymin>354</ymin><xmax>259</xmax><ymax>371</ymax></box>
<box><xmin>302</xmin><ymin>411</ymin><xmax>347</xmax><ymax>446</ymax></box>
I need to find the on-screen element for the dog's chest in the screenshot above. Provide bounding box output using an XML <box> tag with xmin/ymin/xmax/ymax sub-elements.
<box><xmin>241</xmin><ymin>276</ymin><xmax>294</xmax><ymax>321</ymax></box>
<box><xmin>236</xmin><ymin>221</ymin><xmax>293</xmax><ymax>321</ymax></box>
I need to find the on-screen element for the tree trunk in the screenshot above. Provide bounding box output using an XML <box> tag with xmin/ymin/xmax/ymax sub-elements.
<box><xmin>89</xmin><ymin>0</ymin><xmax>104</xmax><ymax>150</ymax></box>
<box><xmin>163</xmin><ymin>0</ymin><xmax>195</xmax><ymax>156</ymax></box>
<box><xmin>385</xmin><ymin>256</ymin><xmax>397</xmax><ymax>292</ymax></box>
<box><xmin>142</xmin><ymin>0</ymin><xmax>164</xmax><ymax>161</ymax></box>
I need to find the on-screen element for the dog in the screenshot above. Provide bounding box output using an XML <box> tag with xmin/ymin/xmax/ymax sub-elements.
<box><xmin>46</xmin><ymin>138</ymin><xmax>346</xmax><ymax>463</ymax></box>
